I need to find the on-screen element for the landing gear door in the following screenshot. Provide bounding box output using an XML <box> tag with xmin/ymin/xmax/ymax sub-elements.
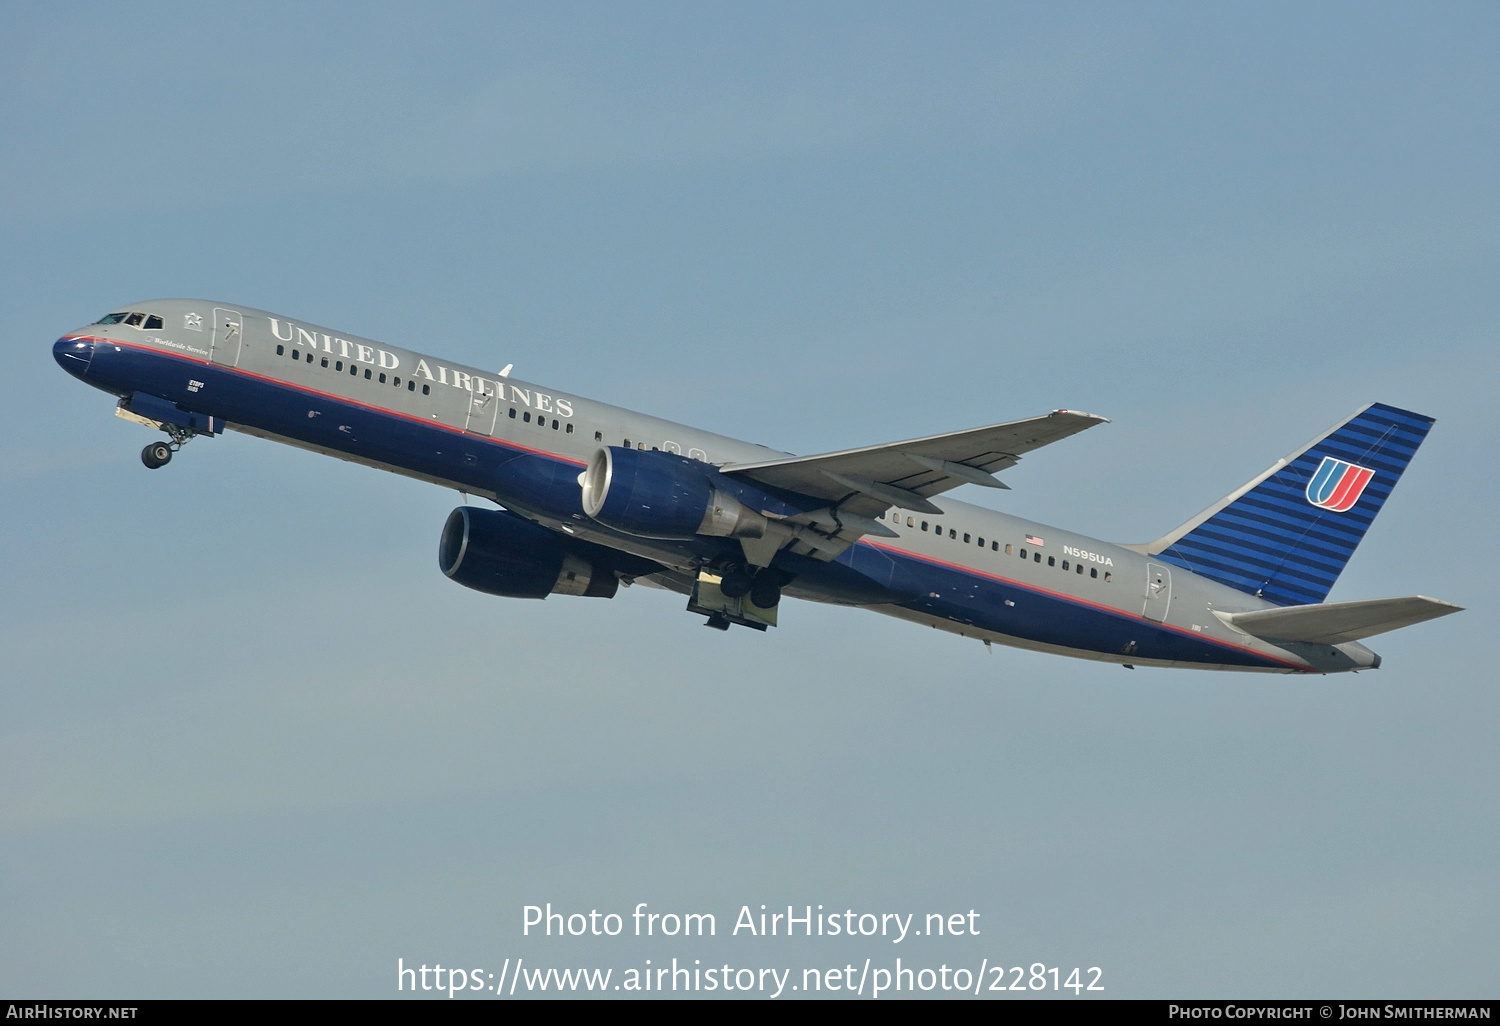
<box><xmin>210</xmin><ymin>308</ymin><xmax>243</xmax><ymax>367</ymax></box>
<box><xmin>1143</xmin><ymin>562</ymin><xmax>1172</xmax><ymax>622</ymax></box>
<box><xmin>464</xmin><ymin>382</ymin><xmax>498</xmax><ymax>436</ymax></box>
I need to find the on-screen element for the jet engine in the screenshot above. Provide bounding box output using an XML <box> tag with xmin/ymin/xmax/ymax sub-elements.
<box><xmin>439</xmin><ymin>506</ymin><xmax>618</xmax><ymax>598</ymax></box>
<box><xmin>580</xmin><ymin>446</ymin><xmax>768</xmax><ymax>542</ymax></box>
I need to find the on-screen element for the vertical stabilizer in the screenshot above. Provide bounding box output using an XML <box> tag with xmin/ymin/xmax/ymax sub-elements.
<box><xmin>1145</xmin><ymin>403</ymin><xmax>1434</xmax><ymax>606</ymax></box>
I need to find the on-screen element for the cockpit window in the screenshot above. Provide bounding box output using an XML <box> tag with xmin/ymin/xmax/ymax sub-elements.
<box><xmin>97</xmin><ymin>310</ymin><xmax>164</xmax><ymax>329</ymax></box>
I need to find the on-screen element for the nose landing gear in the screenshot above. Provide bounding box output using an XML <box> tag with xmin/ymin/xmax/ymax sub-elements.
<box><xmin>141</xmin><ymin>441</ymin><xmax>173</xmax><ymax>468</ymax></box>
<box><xmin>139</xmin><ymin>425</ymin><xmax>197</xmax><ymax>470</ymax></box>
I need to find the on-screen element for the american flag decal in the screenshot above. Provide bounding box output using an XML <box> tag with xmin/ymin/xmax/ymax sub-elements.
<box><xmin>1025</xmin><ymin>535</ymin><xmax>1044</xmax><ymax>546</ymax></box>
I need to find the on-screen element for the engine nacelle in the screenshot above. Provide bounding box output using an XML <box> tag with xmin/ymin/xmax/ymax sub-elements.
<box><xmin>580</xmin><ymin>446</ymin><xmax>766</xmax><ymax>541</ymax></box>
<box><xmin>439</xmin><ymin>507</ymin><xmax>617</xmax><ymax>599</ymax></box>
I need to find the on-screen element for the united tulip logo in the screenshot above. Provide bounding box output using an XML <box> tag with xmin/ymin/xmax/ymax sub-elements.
<box><xmin>1305</xmin><ymin>457</ymin><xmax>1375</xmax><ymax>512</ymax></box>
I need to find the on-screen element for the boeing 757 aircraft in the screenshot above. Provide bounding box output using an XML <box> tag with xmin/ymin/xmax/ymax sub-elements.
<box><xmin>54</xmin><ymin>301</ymin><xmax>1461</xmax><ymax>672</ymax></box>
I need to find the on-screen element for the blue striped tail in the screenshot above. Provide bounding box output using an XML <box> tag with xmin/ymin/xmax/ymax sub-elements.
<box><xmin>1148</xmin><ymin>403</ymin><xmax>1435</xmax><ymax>606</ymax></box>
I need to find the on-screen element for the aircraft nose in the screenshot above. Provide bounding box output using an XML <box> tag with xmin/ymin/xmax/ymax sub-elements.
<box><xmin>53</xmin><ymin>336</ymin><xmax>95</xmax><ymax>378</ymax></box>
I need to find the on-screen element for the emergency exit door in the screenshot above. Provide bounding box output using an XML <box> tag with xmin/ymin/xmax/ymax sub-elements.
<box><xmin>464</xmin><ymin>382</ymin><xmax>499</xmax><ymax>436</ymax></box>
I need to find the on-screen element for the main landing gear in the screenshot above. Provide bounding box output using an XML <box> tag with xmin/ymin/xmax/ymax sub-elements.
<box><xmin>689</xmin><ymin>564</ymin><xmax>790</xmax><ymax>632</ymax></box>
<box><xmin>716</xmin><ymin>566</ymin><xmax>783</xmax><ymax>608</ymax></box>
<box><xmin>140</xmin><ymin>426</ymin><xmax>196</xmax><ymax>470</ymax></box>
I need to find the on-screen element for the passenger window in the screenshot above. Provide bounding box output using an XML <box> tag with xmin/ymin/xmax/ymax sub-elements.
<box><xmin>637</xmin><ymin>442</ymin><xmax>645</xmax><ymax>450</ymax></box>
<box><xmin>1091</xmin><ymin>568</ymin><xmax>1098</xmax><ymax>578</ymax></box>
<box><xmin>623</xmin><ymin>439</ymin><xmax>630</xmax><ymax>447</ymax></box>
<box><xmin>124</xmin><ymin>313</ymin><xmax>144</xmax><ymax>326</ymax></box>
<box><xmin>921</xmin><ymin>522</ymin><xmax>929</xmax><ymax>532</ymax></box>
<box><xmin>594</xmin><ymin>431</ymin><xmax>602</xmax><ymax>441</ymax></box>
<box><xmin>949</xmin><ymin>529</ymin><xmax>956</xmax><ymax>539</ymax></box>
<box><xmin>1004</xmin><ymin>543</ymin><xmax>1012</xmax><ymax>554</ymax></box>
<box><xmin>1104</xmin><ymin>572</ymin><xmax>1112</xmax><ymax>582</ymax></box>
<box><xmin>1048</xmin><ymin>557</ymin><xmax>1056</xmax><ymax>567</ymax></box>
<box><xmin>422</xmin><ymin>384</ymin><xmax>430</xmax><ymax>395</ymax></box>
<box><xmin>379</xmin><ymin>373</ymin><xmax>386</xmax><ymax>383</ymax></box>
<box><xmin>1034</xmin><ymin>553</ymin><xmax>1041</xmax><ymax>563</ymax></box>
<box><xmin>964</xmin><ymin>533</ymin><xmax>971</xmax><ymax>543</ymax></box>
<box><xmin>364</xmin><ymin>369</ymin><xmax>371</xmax><ymax>379</ymax></box>
<box><xmin>524</xmin><ymin>412</ymin><xmax>531</xmax><ymax>422</ymax></box>
<box><xmin>934</xmin><ymin>524</ymin><xmax>941</xmax><ymax>535</ymax></box>
<box><xmin>1076</xmin><ymin>564</ymin><xmax>1084</xmax><ymax>574</ymax></box>
<box><xmin>408</xmin><ymin>381</ymin><xmax>415</xmax><ymax>391</ymax></box>
<box><xmin>321</xmin><ymin>358</ymin><xmax>329</xmax><ymax>368</ymax></box>
<box><xmin>1019</xmin><ymin>548</ymin><xmax>1027</xmax><ymax>559</ymax></box>
<box><xmin>144</xmin><ymin>315</ymin><xmax>163</xmax><ymax>329</ymax></box>
<box><xmin>336</xmin><ymin>361</ymin><xmax>343</xmax><ymax>371</ymax></box>
<box><xmin>276</xmin><ymin>344</ymin><xmax>284</xmax><ymax>355</ymax></box>
<box><xmin>350</xmin><ymin>365</ymin><xmax>357</xmax><ymax>375</ymax></box>
<box><xmin>566</xmin><ymin>424</ymin><xmax>574</xmax><ymax>434</ymax></box>
<box><xmin>1062</xmin><ymin>560</ymin><xmax>1069</xmax><ymax>571</ymax></box>
<box><xmin>554</xmin><ymin>421</ymin><xmax>561</xmax><ymax>430</ymax></box>
<box><xmin>509</xmin><ymin>408</ymin><xmax>516</xmax><ymax>418</ymax></box>
<box><xmin>906</xmin><ymin>516</ymin><xmax>914</xmax><ymax>527</ymax></box>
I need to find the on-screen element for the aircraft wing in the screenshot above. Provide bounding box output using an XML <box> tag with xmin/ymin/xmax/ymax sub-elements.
<box><xmin>721</xmin><ymin>409</ymin><xmax>1108</xmax><ymax>518</ymax></box>
<box><xmin>1214</xmin><ymin>595</ymin><xmax>1462</xmax><ymax>645</ymax></box>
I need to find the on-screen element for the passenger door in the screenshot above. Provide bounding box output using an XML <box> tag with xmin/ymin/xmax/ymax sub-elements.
<box><xmin>210</xmin><ymin>308</ymin><xmax>243</xmax><ymax>367</ymax></box>
<box><xmin>1143</xmin><ymin>563</ymin><xmax>1172</xmax><ymax>622</ymax></box>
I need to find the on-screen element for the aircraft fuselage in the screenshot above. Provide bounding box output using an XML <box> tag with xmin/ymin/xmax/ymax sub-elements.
<box><xmin>53</xmin><ymin>300</ymin><xmax>1385</xmax><ymax>674</ymax></box>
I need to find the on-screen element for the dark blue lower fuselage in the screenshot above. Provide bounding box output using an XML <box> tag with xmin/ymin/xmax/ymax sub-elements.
<box><xmin>54</xmin><ymin>334</ymin><xmax>1303</xmax><ymax>672</ymax></box>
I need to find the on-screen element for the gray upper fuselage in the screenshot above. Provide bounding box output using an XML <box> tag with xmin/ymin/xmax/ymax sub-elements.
<box><xmin>63</xmin><ymin>299</ymin><xmax>1380</xmax><ymax>673</ymax></box>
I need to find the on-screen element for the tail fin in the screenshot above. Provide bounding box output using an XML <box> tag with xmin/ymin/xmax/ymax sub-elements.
<box><xmin>1142</xmin><ymin>402</ymin><xmax>1435</xmax><ymax>606</ymax></box>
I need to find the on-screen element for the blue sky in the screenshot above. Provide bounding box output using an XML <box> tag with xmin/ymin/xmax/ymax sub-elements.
<box><xmin>2</xmin><ymin>1</ymin><xmax>1496</xmax><ymax>998</ymax></box>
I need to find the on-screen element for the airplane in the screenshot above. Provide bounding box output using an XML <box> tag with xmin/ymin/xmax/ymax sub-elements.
<box><xmin>53</xmin><ymin>300</ymin><xmax>1461</xmax><ymax>673</ymax></box>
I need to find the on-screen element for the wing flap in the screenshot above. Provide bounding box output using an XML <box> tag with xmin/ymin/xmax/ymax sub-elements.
<box><xmin>1215</xmin><ymin>596</ymin><xmax>1462</xmax><ymax>645</ymax></box>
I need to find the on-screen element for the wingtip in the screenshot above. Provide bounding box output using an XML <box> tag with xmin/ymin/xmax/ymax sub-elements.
<box><xmin>1053</xmin><ymin>409</ymin><xmax>1111</xmax><ymax>424</ymax></box>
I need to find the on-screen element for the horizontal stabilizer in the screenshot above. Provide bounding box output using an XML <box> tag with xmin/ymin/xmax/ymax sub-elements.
<box><xmin>1214</xmin><ymin>596</ymin><xmax>1462</xmax><ymax>645</ymax></box>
